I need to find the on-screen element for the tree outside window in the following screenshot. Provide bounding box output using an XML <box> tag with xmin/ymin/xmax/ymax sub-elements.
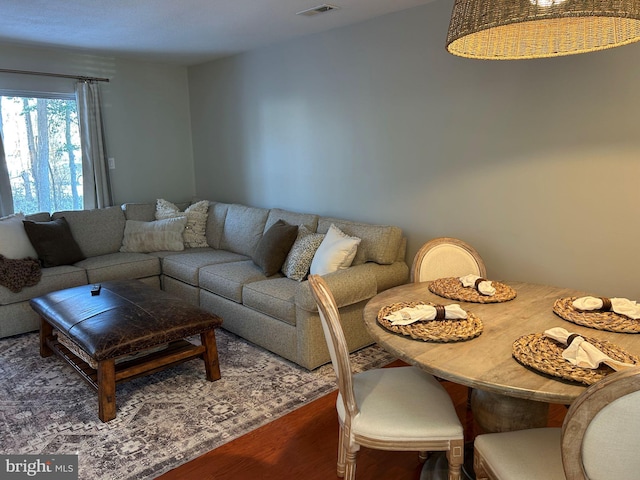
<box><xmin>0</xmin><ymin>95</ymin><xmax>83</xmax><ymax>214</ymax></box>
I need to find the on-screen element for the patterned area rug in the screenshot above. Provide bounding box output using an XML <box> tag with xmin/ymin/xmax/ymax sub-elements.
<box><xmin>0</xmin><ymin>329</ymin><xmax>394</xmax><ymax>479</ymax></box>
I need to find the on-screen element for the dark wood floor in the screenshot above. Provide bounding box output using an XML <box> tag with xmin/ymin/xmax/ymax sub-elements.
<box><xmin>158</xmin><ymin>364</ymin><xmax>567</xmax><ymax>480</ymax></box>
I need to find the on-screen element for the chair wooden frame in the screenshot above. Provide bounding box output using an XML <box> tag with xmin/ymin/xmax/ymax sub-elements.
<box><xmin>562</xmin><ymin>368</ymin><xmax>640</xmax><ymax>479</ymax></box>
<box><xmin>308</xmin><ymin>274</ymin><xmax>464</xmax><ymax>480</ymax></box>
<box><xmin>411</xmin><ymin>237</ymin><xmax>487</xmax><ymax>283</ymax></box>
<box><xmin>473</xmin><ymin>368</ymin><xmax>640</xmax><ymax>480</ymax></box>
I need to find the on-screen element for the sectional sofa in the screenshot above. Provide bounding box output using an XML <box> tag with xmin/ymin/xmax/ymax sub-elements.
<box><xmin>0</xmin><ymin>200</ymin><xmax>409</xmax><ymax>370</ymax></box>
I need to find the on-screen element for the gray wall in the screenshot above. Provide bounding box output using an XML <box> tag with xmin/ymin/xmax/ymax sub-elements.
<box><xmin>0</xmin><ymin>44</ymin><xmax>194</xmax><ymax>205</ymax></box>
<box><xmin>188</xmin><ymin>0</ymin><xmax>640</xmax><ymax>298</ymax></box>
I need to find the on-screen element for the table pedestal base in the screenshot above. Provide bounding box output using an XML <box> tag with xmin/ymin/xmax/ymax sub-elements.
<box><xmin>419</xmin><ymin>452</ymin><xmax>449</xmax><ymax>480</ymax></box>
<box><xmin>421</xmin><ymin>390</ymin><xmax>551</xmax><ymax>479</ymax></box>
<box><xmin>419</xmin><ymin>450</ymin><xmax>475</xmax><ymax>480</ymax></box>
<box><xmin>470</xmin><ymin>389</ymin><xmax>549</xmax><ymax>433</ymax></box>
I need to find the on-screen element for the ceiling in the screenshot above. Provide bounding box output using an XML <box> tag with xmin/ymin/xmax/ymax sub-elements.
<box><xmin>0</xmin><ymin>0</ymin><xmax>438</xmax><ymax>66</ymax></box>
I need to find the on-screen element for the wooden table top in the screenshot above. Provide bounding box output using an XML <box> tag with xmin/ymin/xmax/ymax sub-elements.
<box><xmin>363</xmin><ymin>281</ymin><xmax>640</xmax><ymax>405</ymax></box>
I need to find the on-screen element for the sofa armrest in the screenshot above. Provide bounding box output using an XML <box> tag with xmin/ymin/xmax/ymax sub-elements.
<box><xmin>295</xmin><ymin>263</ymin><xmax>378</xmax><ymax>312</ymax></box>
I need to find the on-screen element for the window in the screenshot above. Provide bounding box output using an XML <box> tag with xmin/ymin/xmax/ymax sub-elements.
<box><xmin>0</xmin><ymin>93</ymin><xmax>83</xmax><ymax>214</ymax></box>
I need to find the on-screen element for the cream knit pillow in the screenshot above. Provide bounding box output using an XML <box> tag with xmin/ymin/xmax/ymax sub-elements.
<box><xmin>155</xmin><ymin>199</ymin><xmax>209</xmax><ymax>248</ymax></box>
<box><xmin>120</xmin><ymin>217</ymin><xmax>187</xmax><ymax>253</ymax></box>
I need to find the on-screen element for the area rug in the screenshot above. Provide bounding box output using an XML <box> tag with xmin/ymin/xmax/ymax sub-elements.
<box><xmin>0</xmin><ymin>329</ymin><xmax>395</xmax><ymax>479</ymax></box>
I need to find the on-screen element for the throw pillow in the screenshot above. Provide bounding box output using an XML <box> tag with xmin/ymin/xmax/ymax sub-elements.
<box><xmin>155</xmin><ymin>199</ymin><xmax>209</xmax><ymax>248</ymax></box>
<box><xmin>0</xmin><ymin>213</ymin><xmax>38</xmax><ymax>260</ymax></box>
<box><xmin>310</xmin><ymin>224</ymin><xmax>361</xmax><ymax>276</ymax></box>
<box><xmin>22</xmin><ymin>217</ymin><xmax>86</xmax><ymax>267</ymax></box>
<box><xmin>120</xmin><ymin>217</ymin><xmax>188</xmax><ymax>253</ymax></box>
<box><xmin>252</xmin><ymin>219</ymin><xmax>298</xmax><ymax>276</ymax></box>
<box><xmin>282</xmin><ymin>225</ymin><xmax>325</xmax><ymax>281</ymax></box>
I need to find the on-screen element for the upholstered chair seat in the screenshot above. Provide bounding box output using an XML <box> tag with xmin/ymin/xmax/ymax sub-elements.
<box><xmin>341</xmin><ymin>366</ymin><xmax>464</xmax><ymax>443</ymax></box>
<box><xmin>474</xmin><ymin>369</ymin><xmax>640</xmax><ymax>480</ymax></box>
<box><xmin>474</xmin><ymin>428</ymin><xmax>564</xmax><ymax>480</ymax></box>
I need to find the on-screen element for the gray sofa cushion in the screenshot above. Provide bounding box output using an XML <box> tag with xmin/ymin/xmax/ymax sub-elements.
<box><xmin>122</xmin><ymin>203</ymin><xmax>156</xmax><ymax>221</ymax></box>
<box><xmin>162</xmin><ymin>249</ymin><xmax>248</xmax><ymax>286</ymax></box>
<box><xmin>199</xmin><ymin>260</ymin><xmax>268</xmax><ymax>303</ymax></box>
<box><xmin>122</xmin><ymin>201</ymin><xmax>190</xmax><ymax>222</ymax></box>
<box><xmin>25</xmin><ymin>212</ymin><xmax>51</xmax><ymax>222</ymax></box>
<box><xmin>265</xmin><ymin>208</ymin><xmax>318</xmax><ymax>232</ymax></box>
<box><xmin>205</xmin><ymin>202</ymin><xmax>230</xmax><ymax>249</ymax></box>
<box><xmin>75</xmin><ymin>252</ymin><xmax>161</xmax><ymax>283</ymax></box>
<box><xmin>295</xmin><ymin>263</ymin><xmax>378</xmax><ymax>312</ymax></box>
<box><xmin>317</xmin><ymin>217</ymin><xmax>403</xmax><ymax>266</ymax></box>
<box><xmin>219</xmin><ymin>204</ymin><xmax>269</xmax><ymax>257</ymax></box>
<box><xmin>242</xmin><ymin>277</ymin><xmax>299</xmax><ymax>326</ymax></box>
<box><xmin>53</xmin><ymin>206</ymin><xmax>126</xmax><ymax>257</ymax></box>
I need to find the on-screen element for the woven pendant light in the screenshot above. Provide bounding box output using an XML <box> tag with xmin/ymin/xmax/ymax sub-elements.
<box><xmin>446</xmin><ymin>0</ymin><xmax>640</xmax><ymax>60</ymax></box>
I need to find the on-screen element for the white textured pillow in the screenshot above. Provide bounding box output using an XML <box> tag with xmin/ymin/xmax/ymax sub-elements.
<box><xmin>310</xmin><ymin>224</ymin><xmax>361</xmax><ymax>276</ymax></box>
<box><xmin>155</xmin><ymin>199</ymin><xmax>209</xmax><ymax>248</ymax></box>
<box><xmin>282</xmin><ymin>225</ymin><xmax>325</xmax><ymax>281</ymax></box>
<box><xmin>0</xmin><ymin>213</ymin><xmax>38</xmax><ymax>259</ymax></box>
<box><xmin>120</xmin><ymin>217</ymin><xmax>188</xmax><ymax>253</ymax></box>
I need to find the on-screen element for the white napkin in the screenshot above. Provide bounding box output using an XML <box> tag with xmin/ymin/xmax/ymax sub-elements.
<box><xmin>459</xmin><ymin>274</ymin><xmax>496</xmax><ymax>296</ymax></box>
<box><xmin>383</xmin><ymin>304</ymin><xmax>468</xmax><ymax>326</ymax></box>
<box><xmin>543</xmin><ymin>327</ymin><xmax>636</xmax><ymax>370</ymax></box>
<box><xmin>573</xmin><ymin>296</ymin><xmax>640</xmax><ymax>320</ymax></box>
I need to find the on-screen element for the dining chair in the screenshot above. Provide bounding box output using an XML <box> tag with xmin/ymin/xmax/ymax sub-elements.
<box><xmin>473</xmin><ymin>368</ymin><xmax>640</xmax><ymax>480</ymax></box>
<box><xmin>410</xmin><ymin>236</ymin><xmax>487</xmax><ymax>407</ymax></box>
<box><xmin>307</xmin><ymin>274</ymin><xmax>464</xmax><ymax>480</ymax></box>
<box><xmin>411</xmin><ymin>237</ymin><xmax>487</xmax><ymax>283</ymax></box>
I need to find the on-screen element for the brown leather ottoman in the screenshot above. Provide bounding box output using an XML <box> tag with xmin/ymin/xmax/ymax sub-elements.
<box><xmin>30</xmin><ymin>279</ymin><xmax>223</xmax><ymax>422</ymax></box>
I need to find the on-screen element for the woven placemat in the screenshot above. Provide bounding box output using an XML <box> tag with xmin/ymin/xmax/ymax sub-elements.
<box><xmin>428</xmin><ymin>277</ymin><xmax>517</xmax><ymax>303</ymax></box>
<box><xmin>553</xmin><ymin>297</ymin><xmax>640</xmax><ymax>333</ymax></box>
<box><xmin>512</xmin><ymin>333</ymin><xmax>640</xmax><ymax>385</ymax></box>
<box><xmin>377</xmin><ymin>301</ymin><xmax>483</xmax><ymax>342</ymax></box>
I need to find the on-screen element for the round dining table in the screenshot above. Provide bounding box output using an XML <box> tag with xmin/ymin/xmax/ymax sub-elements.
<box><xmin>363</xmin><ymin>281</ymin><xmax>640</xmax><ymax>434</ymax></box>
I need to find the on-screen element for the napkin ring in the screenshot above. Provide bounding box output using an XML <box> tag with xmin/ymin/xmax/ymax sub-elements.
<box><xmin>575</xmin><ymin>296</ymin><xmax>612</xmax><ymax>313</ymax></box>
<box><xmin>473</xmin><ymin>277</ymin><xmax>488</xmax><ymax>292</ymax></box>
<box><xmin>566</xmin><ymin>333</ymin><xmax>581</xmax><ymax>346</ymax></box>
<box><xmin>434</xmin><ymin>305</ymin><xmax>446</xmax><ymax>320</ymax></box>
<box><xmin>600</xmin><ymin>297</ymin><xmax>613</xmax><ymax>311</ymax></box>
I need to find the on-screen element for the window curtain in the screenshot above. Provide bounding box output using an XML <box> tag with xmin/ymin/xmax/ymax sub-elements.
<box><xmin>0</xmin><ymin>134</ymin><xmax>14</xmax><ymax>217</ymax></box>
<box><xmin>75</xmin><ymin>81</ymin><xmax>113</xmax><ymax>209</ymax></box>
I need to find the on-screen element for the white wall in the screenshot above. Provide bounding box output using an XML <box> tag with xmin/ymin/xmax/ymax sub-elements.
<box><xmin>188</xmin><ymin>0</ymin><xmax>640</xmax><ymax>298</ymax></box>
<box><xmin>0</xmin><ymin>44</ymin><xmax>195</xmax><ymax>205</ymax></box>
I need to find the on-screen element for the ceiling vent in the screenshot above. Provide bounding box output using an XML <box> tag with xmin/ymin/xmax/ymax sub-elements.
<box><xmin>296</xmin><ymin>4</ymin><xmax>340</xmax><ymax>17</ymax></box>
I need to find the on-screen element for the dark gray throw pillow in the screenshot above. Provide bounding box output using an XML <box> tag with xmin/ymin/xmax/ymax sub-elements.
<box><xmin>23</xmin><ymin>217</ymin><xmax>86</xmax><ymax>267</ymax></box>
<box><xmin>252</xmin><ymin>219</ymin><xmax>298</xmax><ymax>276</ymax></box>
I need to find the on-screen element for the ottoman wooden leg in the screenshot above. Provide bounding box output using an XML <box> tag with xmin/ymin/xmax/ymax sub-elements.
<box><xmin>39</xmin><ymin>317</ymin><xmax>53</xmax><ymax>358</ymax></box>
<box><xmin>201</xmin><ymin>329</ymin><xmax>221</xmax><ymax>381</ymax></box>
<box><xmin>97</xmin><ymin>358</ymin><xmax>117</xmax><ymax>422</ymax></box>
